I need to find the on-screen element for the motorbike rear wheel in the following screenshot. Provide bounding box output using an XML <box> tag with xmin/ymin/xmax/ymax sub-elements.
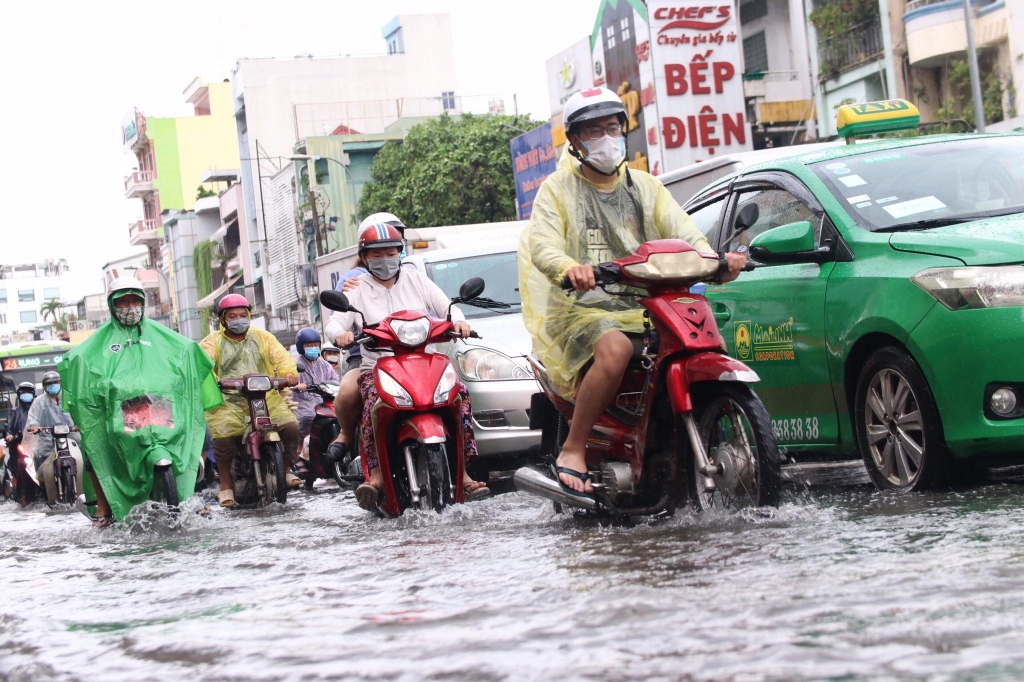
<box><xmin>260</xmin><ymin>442</ymin><xmax>288</xmax><ymax>506</ymax></box>
<box><xmin>415</xmin><ymin>444</ymin><xmax>453</xmax><ymax>513</ymax></box>
<box><xmin>686</xmin><ymin>383</ymin><xmax>781</xmax><ymax>511</ymax></box>
<box><xmin>153</xmin><ymin>465</ymin><xmax>180</xmax><ymax>508</ymax></box>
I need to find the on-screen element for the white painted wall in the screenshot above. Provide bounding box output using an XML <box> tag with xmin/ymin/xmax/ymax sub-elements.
<box><xmin>741</xmin><ymin>0</ymin><xmax>813</xmax><ymax>99</ymax></box>
<box><xmin>0</xmin><ymin>262</ymin><xmax>97</xmax><ymax>339</ymax></box>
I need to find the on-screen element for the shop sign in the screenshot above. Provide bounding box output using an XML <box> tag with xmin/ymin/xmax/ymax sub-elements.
<box><xmin>122</xmin><ymin>109</ymin><xmax>141</xmax><ymax>149</ymax></box>
<box><xmin>649</xmin><ymin>0</ymin><xmax>751</xmax><ymax>170</ymax></box>
<box><xmin>545</xmin><ymin>38</ymin><xmax>595</xmax><ymax>117</ymax></box>
<box><xmin>510</xmin><ymin>123</ymin><xmax>557</xmax><ymax>220</ymax></box>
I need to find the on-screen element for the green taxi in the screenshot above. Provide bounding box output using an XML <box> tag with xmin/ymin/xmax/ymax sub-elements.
<box><xmin>684</xmin><ymin>100</ymin><xmax>1024</xmax><ymax>491</ymax></box>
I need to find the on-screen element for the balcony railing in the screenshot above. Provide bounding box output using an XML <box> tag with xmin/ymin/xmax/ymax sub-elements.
<box><xmin>124</xmin><ymin>170</ymin><xmax>155</xmax><ymax>198</ymax></box>
<box><xmin>905</xmin><ymin>0</ymin><xmax>995</xmax><ymax>14</ymax></box>
<box><xmin>137</xmin><ymin>268</ymin><xmax>160</xmax><ymax>289</ymax></box>
<box><xmin>818</xmin><ymin>22</ymin><xmax>884</xmax><ymax>80</ymax></box>
<box><xmin>128</xmin><ymin>218</ymin><xmax>163</xmax><ymax>245</ymax></box>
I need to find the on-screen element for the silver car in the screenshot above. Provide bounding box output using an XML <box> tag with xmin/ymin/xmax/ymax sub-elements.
<box><xmin>402</xmin><ymin>243</ymin><xmax>542</xmax><ymax>470</ymax></box>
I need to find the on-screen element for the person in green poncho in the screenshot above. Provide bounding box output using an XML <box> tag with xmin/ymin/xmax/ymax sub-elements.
<box><xmin>59</xmin><ymin>277</ymin><xmax>223</xmax><ymax>527</ymax></box>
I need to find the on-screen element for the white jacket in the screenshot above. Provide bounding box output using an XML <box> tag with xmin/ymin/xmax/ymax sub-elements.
<box><xmin>324</xmin><ymin>266</ymin><xmax>465</xmax><ymax>371</ymax></box>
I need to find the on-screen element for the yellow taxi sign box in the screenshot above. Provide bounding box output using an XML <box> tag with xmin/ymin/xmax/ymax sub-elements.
<box><xmin>836</xmin><ymin>99</ymin><xmax>920</xmax><ymax>142</ymax></box>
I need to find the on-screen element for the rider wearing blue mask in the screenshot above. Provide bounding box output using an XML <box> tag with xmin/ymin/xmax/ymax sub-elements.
<box><xmin>292</xmin><ymin>327</ymin><xmax>338</xmax><ymax>437</ymax></box>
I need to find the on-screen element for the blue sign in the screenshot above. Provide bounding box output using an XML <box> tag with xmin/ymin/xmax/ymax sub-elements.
<box><xmin>510</xmin><ymin>123</ymin><xmax>557</xmax><ymax>220</ymax></box>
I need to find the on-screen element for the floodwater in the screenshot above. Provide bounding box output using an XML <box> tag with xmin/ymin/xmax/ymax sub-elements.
<box><xmin>5</xmin><ymin>464</ymin><xmax>1024</xmax><ymax>682</ymax></box>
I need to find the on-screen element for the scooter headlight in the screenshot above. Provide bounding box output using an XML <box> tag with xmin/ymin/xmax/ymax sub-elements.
<box><xmin>245</xmin><ymin>375</ymin><xmax>273</xmax><ymax>392</ymax></box>
<box><xmin>390</xmin><ymin>317</ymin><xmax>431</xmax><ymax>347</ymax></box>
<box><xmin>378</xmin><ymin>370</ymin><xmax>413</xmax><ymax>407</ymax></box>
<box><xmin>434</xmin><ymin>364</ymin><xmax>458</xmax><ymax>404</ymax></box>
<box><xmin>52</xmin><ymin>424</ymin><xmax>70</xmax><ymax>436</ymax></box>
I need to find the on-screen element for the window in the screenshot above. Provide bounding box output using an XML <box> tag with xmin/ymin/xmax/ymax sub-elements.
<box><xmin>741</xmin><ymin>0</ymin><xmax>768</xmax><ymax>24</ymax></box>
<box><xmin>0</xmin><ymin>313</ymin><xmax>6</xmax><ymax>325</ymax></box>
<box><xmin>605</xmin><ymin>25</ymin><xmax>616</xmax><ymax>50</ymax></box>
<box><xmin>725</xmin><ymin>188</ymin><xmax>817</xmax><ymax>253</ymax></box>
<box><xmin>743</xmin><ymin>31</ymin><xmax>769</xmax><ymax>74</ymax></box>
<box><xmin>20</xmin><ymin>311</ymin><xmax>37</xmax><ymax>323</ymax></box>
<box><xmin>687</xmin><ymin>198</ymin><xmax>726</xmax><ymax>239</ymax></box>
<box><xmin>43</xmin><ymin>287</ymin><xmax>60</xmax><ymax>300</ymax></box>
<box><xmin>620</xmin><ymin>16</ymin><xmax>631</xmax><ymax>42</ymax></box>
<box><xmin>314</xmin><ymin>158</ymin><xmax>330</xmax><ymax>186</ymax></box>
<box><xmin>441</xmin><ymin>91</ymin><xmax>456</xmax><ymax>111</ymax></box>
<box><xmin>425</xmin><ymin>252</ymin><xmax>522</xmax><ymax>320</ymax></box>
<box><xmin>0</xmin><ymin>290</ymin><xmax>6</xmax><ymax>303</ymax></box>
<box><xmin>18</xmin><ymin>290</ymin><xmax>34</xmax><ymax>302</ymax></box>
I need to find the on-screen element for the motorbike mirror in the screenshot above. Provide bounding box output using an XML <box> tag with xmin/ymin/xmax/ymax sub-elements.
<box><xmin>319</xmin><ymin>289</ymin><xmax>352</xmax><ymax>312</ymax></box>
<box><xmin>458</xmin><ymin>277</ymin><xmax>486</xmax><ymax>302</ymax></box>
<box><xmin>734</xmin><ymin>203</ymin><xmax>760</xmax><ymax>233</ymax></box>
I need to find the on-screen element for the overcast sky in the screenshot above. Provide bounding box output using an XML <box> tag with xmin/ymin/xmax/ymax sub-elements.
<box><xmin>1</xmin><ymin>0</ymin><xmax>594</xmax><ymax>295</ymax></box>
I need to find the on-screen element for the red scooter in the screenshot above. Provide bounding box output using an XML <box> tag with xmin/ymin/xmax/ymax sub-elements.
<box><xmin>319</xmin><ymin>280</ymin><xmax>487</xmax><ymax>517</ymax></box>
<box><xmin>299</xmin><ymin>381</ymin><xmax>363</xmax><ymax>490</ymax></box>
<box><xmin>514</xmin><ymin>235</ymin><xmax>781</xmax><ymax>517</ymax></box>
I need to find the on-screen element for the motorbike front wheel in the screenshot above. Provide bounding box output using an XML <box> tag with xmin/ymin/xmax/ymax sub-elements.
<box><xmin>260</xmin><ymin>442</ymin><xmax>288</xmax><ymax>505</ymax></box>
<box><xmin>58</xmin><ymin>463</ymin><xmax>77</xmax><ymax>505</ymax></box>
<box><xmin>153</xmin><ymin>465</ymin><xmax>180</xmax><ymax>508</ymax></box>
<box><xmin>415</xmin><ymin>443</ymin><xmax>453</xmax><ymax>513</ymax></box>
<box><xmin>686</xmin><ymin>383</ymin><xmax>782</xmax><ymax>511</ymax></box>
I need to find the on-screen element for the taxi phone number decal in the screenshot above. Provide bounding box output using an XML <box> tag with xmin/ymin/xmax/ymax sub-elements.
<box><xmin>772</xmin><ymin>417</ymin><xmax>819</xmax><ymax>441</ymax></box>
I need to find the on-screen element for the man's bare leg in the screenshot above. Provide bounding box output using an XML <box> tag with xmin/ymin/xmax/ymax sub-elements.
<box><xmin>89</xmin><ymin>471</ymin><xmax>111</xmax><ymax>517</ymax></box>
<box><xmin>556</xmin><ymin>332</ymin><xmax>633</xmax><ymax>493</ymax></box>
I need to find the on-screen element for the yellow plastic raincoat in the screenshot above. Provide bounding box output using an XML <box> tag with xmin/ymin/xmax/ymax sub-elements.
<box><xmin>518</xmin><ymin>151</ymin><xmax>714</xmax><ymax>397</ymax></box>
<box><xmin>200</xmin><ymin>327</ymin><xmax>298</xmax><ymax>439</ymax></box>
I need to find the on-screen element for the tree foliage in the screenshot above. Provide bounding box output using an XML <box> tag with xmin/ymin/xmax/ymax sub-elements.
<box><xmin>935</xmin><ymin>54</ymin><xmax>1007</xmax><ymax>126</ymax></box>
<box><xmin>359</xmin><ymin>113</ymin><xmax>541</xmax><ymax>227</ymax></box>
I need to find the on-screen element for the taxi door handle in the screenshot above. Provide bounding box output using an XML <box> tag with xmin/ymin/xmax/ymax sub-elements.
<box><xmin>711</xmin><ymin>303</ymin><xmax>731</xmax><ymax>323</ymax></box>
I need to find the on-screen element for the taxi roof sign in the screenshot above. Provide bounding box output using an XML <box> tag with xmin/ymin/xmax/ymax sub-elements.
<box><xmin>836</xmin><ymin>99</ymin><xmax>920</xmax><ymax>142</ymax></box>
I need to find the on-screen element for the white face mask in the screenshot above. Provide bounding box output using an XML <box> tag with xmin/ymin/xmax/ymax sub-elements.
<box><xmin>582</xmin><ymin>135</ymin><xmax>626</xmax><ymax>174</ymax></box>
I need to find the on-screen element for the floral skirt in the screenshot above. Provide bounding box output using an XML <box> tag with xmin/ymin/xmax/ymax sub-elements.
<box><xmin>357</xmin><ymin>370</ymin><xmax>479</xmax><ymax>470</ymax></box>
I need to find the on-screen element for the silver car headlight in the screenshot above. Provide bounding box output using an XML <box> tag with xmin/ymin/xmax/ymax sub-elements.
<box><xmin>378</xmin><ymin>370</ymin><xmax>413</xmax><ymax>407</ymax></box>
<box><xmin>457</xmin><ymin>348</ymin><xmax>532</xmax><ymax>381</ymax></box>
<box><xmin>912</xmin><ymin>266</ymin><xmax>1024</xmax><ymax>310</ymax></box>
<box><xmin>390</xmin><ymin>317</ymin><xmax>431</xmax><ymax>347</ymax></box>
<box><xmin>434</xmin><ymin>364</ymin><xmax>458</xmax><ymax>404</ymax></box>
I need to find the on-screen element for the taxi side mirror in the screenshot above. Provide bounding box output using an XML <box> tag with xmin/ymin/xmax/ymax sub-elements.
<box><xmin>749</xmin><ymin>221</ymin><xmax>833</xmax><ymax>264</ymax></box>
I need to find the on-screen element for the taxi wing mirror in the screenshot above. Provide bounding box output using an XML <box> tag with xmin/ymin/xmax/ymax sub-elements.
<box><xmin>748</xmin><ymin>220</ymin><xmax>833</xmax><ymax>264</ymax></box>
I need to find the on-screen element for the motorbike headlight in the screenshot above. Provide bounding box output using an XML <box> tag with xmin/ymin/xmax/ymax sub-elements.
<box><xmin>378</xmin><ymin>370</ymin><xmax>413</xmax><ymax>407</ymax></box>
<box><xmin>390</xmin><ymin>317</ymin><xmax>431</xmax><ymax>347</ymax></box>
<box><xmin>53</xmin><ymin>424</ymin><xmax>70</xmax><ymax>436</ymax></box>
<box><xmin>912</xmin><ymin>266</ymin><xmax>1024</xmax><ymax>310</ymax></box>
<box><xmin>457</xmin><ymin>348</ymin><xmax>532</xmax><ymax>381</ymax></box>
<box><xmin>245</xmin><ymin>375</ymin><xmax>273</xmax><ymax>392</ymax></box>
<box><xmin>434</xmin><ymin>364</ymin><xmax>458</xmax><ymax>404</ymax></box>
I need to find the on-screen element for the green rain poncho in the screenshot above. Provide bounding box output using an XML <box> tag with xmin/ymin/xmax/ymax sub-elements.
<box><xmin>59</xmin><ymin>315</ymin><xmax>222</xmax><ymax>521</ymax></box>
<box><xmin>518</xmin><ymin>149</ymin><xmax>715</xmax><ymax>398</ymax></box>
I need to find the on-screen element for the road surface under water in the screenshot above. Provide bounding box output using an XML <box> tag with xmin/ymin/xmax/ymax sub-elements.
<box><xmin>4</xmin><ymin>464</ymin><xmax>1024</xmax><ymax>682</ymax></box>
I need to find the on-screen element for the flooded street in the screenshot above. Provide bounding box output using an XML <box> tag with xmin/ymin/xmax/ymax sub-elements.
<box><xmin>5</xmin><ymin>465</ymin><xmax>1024</xmax><ymax>682</ymax></box>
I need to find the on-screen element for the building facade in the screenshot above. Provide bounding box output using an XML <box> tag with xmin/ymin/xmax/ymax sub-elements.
<box><xmin>232</xmin><ymin>14</ymin><xmax>458</xmax><ymax>332</ymax></box>
<box><xmin>0</xmin><ymin>260</ymin><xmax>89</xmax><ymax>343</ymax></box>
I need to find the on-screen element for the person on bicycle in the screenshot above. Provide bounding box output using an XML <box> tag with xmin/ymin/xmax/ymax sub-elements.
<box><xmin>323</xmin><ymin>223</ymin><xmax>489</xmax><ymax>512</ymax></box>
<box><xmin>518</xmin><ymin>87</ymin><xmax>746</xmax><ymax>498</ymax></box>
<box><xmin>291</xmin><ymin>327</ymin><xmax>338</xmax><ymax>475</ymax></box>
<box><xmin>4</xmin><ymin>382</ymin><xmax>36</xmax><ymax>504</ymax></box>
<box><xmin>200</xmin><ymin>294</ymin><xmax>302</xmax><ymax>508</ymax></box>
<box><xmin>60</xmin><ymin>276</ymin><xmax>222</xmax><ymax>526</ymax></box>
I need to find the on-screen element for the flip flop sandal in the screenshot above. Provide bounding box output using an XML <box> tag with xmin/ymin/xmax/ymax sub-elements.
<box><xmin>217</xmin><ymin>489</ymin><xmax>236</xmax><ymax>508</ymax></box>
<box><xmin>285</xmin><ymin>473</ymin><xmax>303</xmax><ymax>489</ymax></box>
<box><xmin>463</xmin><ymin>483</ymin><xmax>490</xmax><ymax>501</ymax></box>
<box><xmin>355</xmin><ymin>483</ymin><xmax>379</xmax><ymax>512</ymax></box>
<box><xmin>552</xmin><ymin>464</ymin><xmax>596</xmax><ymax>501</ymax></box>
<box><xmin>91</xmin><ymin>514</ymin><xmax>114</xmax><ymax>529</ymax></box>
<box><xmin>292</xmin><ymin>457</ymin><xmax>310</xmax><ymax>477</ymax></box>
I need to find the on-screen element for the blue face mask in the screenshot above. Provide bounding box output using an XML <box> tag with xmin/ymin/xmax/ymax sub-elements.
<box><xmin>45</xmin><ymin>384</ymin><xmax>61</xmax><ymax>396</ymax></box>
<box><xmin>19</xmin><ymin>393</ymin><xmax>33</xmax><ymax>404</ymax></box>
<box><xmin>304</xmin><ymin>347</ymin><xmax>321</xmax><ymax>361</ymax></box>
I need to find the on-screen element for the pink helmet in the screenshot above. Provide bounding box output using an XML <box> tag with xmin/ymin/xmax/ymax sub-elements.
<box><xmin>217</xmin><ymin>293</ymin><xmax>251</xmax><ymax>315</ymax></box>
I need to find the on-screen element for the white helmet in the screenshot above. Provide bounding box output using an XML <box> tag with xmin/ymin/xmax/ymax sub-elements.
<box><xmin>358</xmin><ymin>212</ymin><xmax>406</xmax><ymax>235</ymax></box>
<box><xmin>563</xmin><ymin>87</ymin><xmax>626</xmax><ymax>135</ymax></box>
<box><xmin>107</xmin><ymin>276</ymin><xmax>145</xmax><ymax>311</ymax></box>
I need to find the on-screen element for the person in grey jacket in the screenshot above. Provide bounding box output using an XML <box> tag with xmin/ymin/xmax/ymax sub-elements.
<box><xmin>323</xmin><ymin>221</ymin><xmax>489</xmax><ymax>511</ymax></box>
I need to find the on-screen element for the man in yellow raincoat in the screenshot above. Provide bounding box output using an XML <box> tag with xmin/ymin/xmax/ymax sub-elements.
<box><xmin>200</xmin><ymin>294</ymin><xmax>301</xmax><ymax>508</ymax></box>
<box><xmin>518</xmin><ymin>87</ymin><xmax>746</xmax><ymax>497</ymax></box>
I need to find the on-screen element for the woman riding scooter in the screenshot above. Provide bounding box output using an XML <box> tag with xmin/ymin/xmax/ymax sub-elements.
<box><xmin>291</xmin><ymin>327</ymin><xmax>338</xmax><ymax>477</ymax></box>
<box><xmin>324</xmin><ymin>222</ymin><xmax>490</xmax><ymax>512</ymax></box>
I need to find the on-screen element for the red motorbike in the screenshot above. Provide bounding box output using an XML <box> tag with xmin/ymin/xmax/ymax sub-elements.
<box><xmin>514</xmin><ymin>236</ymin><xmax>782</xmax><ymax>517</ymax></box>
<box><xmin>217</xmin><ymin>374</ymin><xmax>295</xmax><ymax>507</ymax></box>
<box><xmin>319</xmin><ymin>280</ymin><xmax>488</xmax><ymax>517</ymax></box>
<box><xmin>299</xmin><ymin>381</ymin><xmax>363</xmax><ymax>490</ymax></box>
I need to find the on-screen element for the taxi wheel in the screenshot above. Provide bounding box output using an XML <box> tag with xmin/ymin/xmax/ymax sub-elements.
<box><xmin>855</xmin><ymin>347</ymin><xmax>950</xmax><ymax>491</ymax></box>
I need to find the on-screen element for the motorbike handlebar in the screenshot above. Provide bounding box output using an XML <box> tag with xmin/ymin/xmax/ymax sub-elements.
<box><xmin>218</xmin><ymin>377</ymin><xmax>292</xmax><ymax>391</ymax></box>
<box><xmin>560</xmin><ymin>263</ymin><xmax>621</xmax><ymax>291</ymax></box>
<box><xmin>447</xmin><ymin>330</ymin><xmax>482</xmax><ymax>340</ymax></box>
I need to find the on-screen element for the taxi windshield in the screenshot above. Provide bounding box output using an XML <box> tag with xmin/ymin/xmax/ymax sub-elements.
<box><xmin>812</xmin><ymin>136</ymin><xmax>1024</xmax><ymax>232</ymax></box>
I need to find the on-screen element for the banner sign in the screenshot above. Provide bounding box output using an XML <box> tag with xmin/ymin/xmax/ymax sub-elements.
<box><xmin>649</xmin><ymin>0</ymin><xmax>752</xmax><ymax>169</ymax></box>
<box><xmin>546</xmin><ymin>38</ymin><xmax>594</xmax><ymax>117</ymax></box>
<box><xmin>510</xmin><ymin>123</ymin><xmax>557</xmax><ymax>220</ymax></box>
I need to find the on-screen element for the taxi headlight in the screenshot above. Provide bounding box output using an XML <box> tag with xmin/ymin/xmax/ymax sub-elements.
<box><xmin>433</xmin><ymin>364</ymin><xmax>458</xmax><ymax>404</ymax></box>
<box><xmin>457</xmin><ymin>348</ymin><xmax>532</xmax><ymax>381</ymax></box>
<box><xmin>622</xmin><ymin>251</ymin><xmax>719</xmax><ymax>281</ymax></box>
<box><xmin>912</xmin><ymin>266</ymin><xmax>1024</xmax><ymax>310</ymax></box>
<box><xmin>245</xmin><ymin>375</ymin><xmax>273</xmax><ymax>392</ymax></box>
<box><xmin>390</xmin><ymin>317</ymin><xmax>431</xmax><ymax>347</ymax></box>
<box><xmin>378</xmin><ymin>370</ymin><xmax>413</xmax><ymax>407</ymax></box>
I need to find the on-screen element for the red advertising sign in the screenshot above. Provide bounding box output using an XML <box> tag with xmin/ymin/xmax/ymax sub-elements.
<box><xmin>649</xmin><ymin>0</ymin><xmax>751</xmax><ymax>171</ymax></box>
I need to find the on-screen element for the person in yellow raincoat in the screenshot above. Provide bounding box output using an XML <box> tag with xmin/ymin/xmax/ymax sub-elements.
<box><xmin>200</xmin><ymin>294</ymin><xmax>301</xmax><ymax>508</ymax></box>
<box><xmin>518</xmin><ymin>87</ymin><xmax>747</xmax><ymax>498</ymax></box>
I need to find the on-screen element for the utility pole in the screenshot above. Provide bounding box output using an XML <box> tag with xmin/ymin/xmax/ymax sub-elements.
<box><xmin>962</xmin><ymin>0</ymin><xmax>985</xmax><ymax>132</ymax></box>
<box><xmin>308</xmin><ymin>190</ymin><xmax>324</xmax><ymax>257</ymax></box>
